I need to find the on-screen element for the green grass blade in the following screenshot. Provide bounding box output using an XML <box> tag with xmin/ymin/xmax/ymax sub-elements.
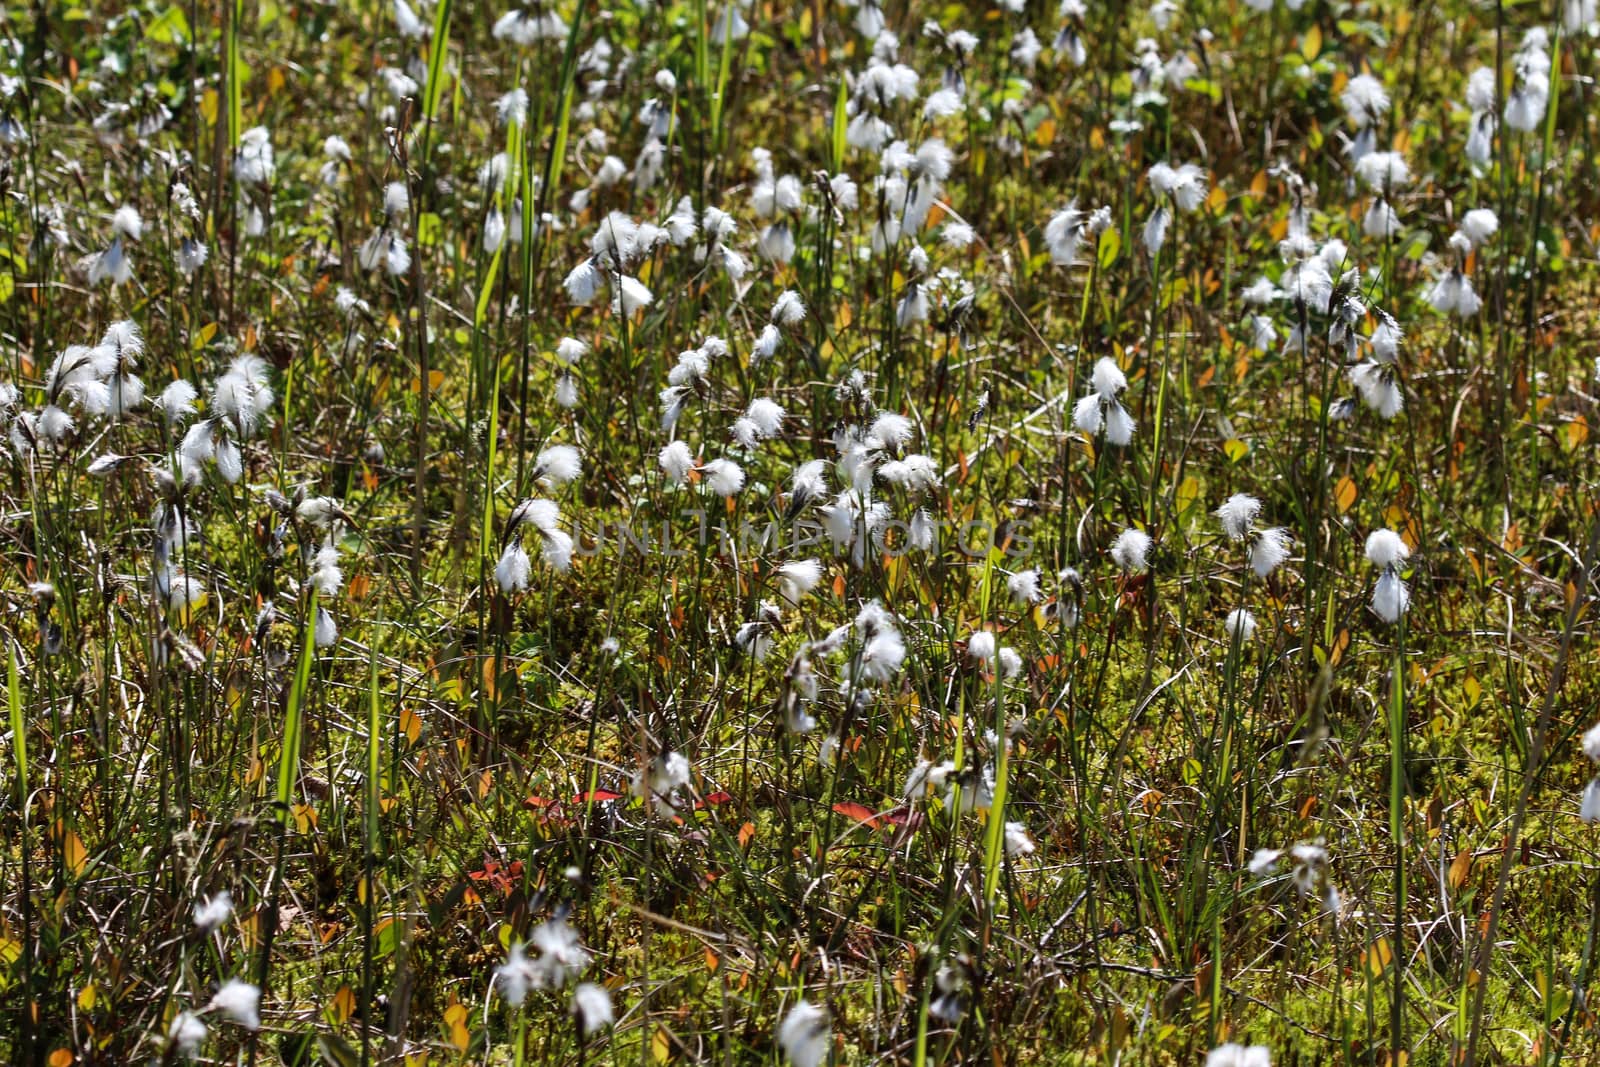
<box><xmin>422</xmin><ymin>0</ymin><xmax>453</xmax><ymax>131</ymax></box>
<box><xmin>8</xmin><ymin>644</ymin><xmax>25</xmax><ymax>799</ymax></box>
<box><xmin>276</xmin><ymin>593</ymin><xmax>319</xmax><ymax>824</ymax></box>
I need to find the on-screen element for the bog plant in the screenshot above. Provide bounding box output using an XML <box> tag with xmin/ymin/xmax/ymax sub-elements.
<box><xmin>0</xmin><ymin>1</ymin><xmax>1597</xmax><ymax>1065</ymax></box>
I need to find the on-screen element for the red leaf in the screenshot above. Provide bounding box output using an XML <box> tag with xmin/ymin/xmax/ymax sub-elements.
<box><xmin>572</xmin><ymin>790</ymin><xmax>625</xmax><ymax>804</ymax></box>
<box><xmin>695</xmin><ymin>791</ymin><xmax>734</xmax><ymax>808</ymax></box>
<box><xmin>879</xmin><ymin>805</ymin><xmax>912</xmax><ymax>826</ymax></box>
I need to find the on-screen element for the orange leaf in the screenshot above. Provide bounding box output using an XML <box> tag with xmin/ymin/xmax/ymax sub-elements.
<box><xmin>832</xmin><ymin>802</ymin><xmax>880</xmax><ymax>829</ymax></box>
<box><xmin>1334</xmin><ymin>476</ymin><xmax>1358</xmax><ymax>514</ymax></box>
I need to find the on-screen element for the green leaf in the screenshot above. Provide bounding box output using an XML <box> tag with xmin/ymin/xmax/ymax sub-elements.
<box><xmin>416</xmin><ymin>212</ymin><xmax>443</xmax><ymax>247</ymax></box>
<box><xmin>1097</xmin><ymin>226</ymin><xmax>1121</xmax><ymax>269</ymax></box>
<box><xmin>144</xmin><ymin>4</ymin><xmax>191</xmax><ymax>44</ymax></box>
<box><xmin>421</xmin><ymin>0</ymin><xmax>454</xmax><ymax>136</ymax></box>
<box><xmin>831</xmin><ymin>77</ymin><xmax>849</xmax><ymax>173</ymax></box>
<box><xmin>275</xmin><ymin>594</ymin><xmax>318</xmax><ymax>824</ymax></box>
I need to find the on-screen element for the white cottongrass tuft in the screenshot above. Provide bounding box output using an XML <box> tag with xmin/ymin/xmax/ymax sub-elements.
<box><xmin>571</xmin><ymin>981</ymin><xmax>615</xmax><ymax>1035</ymax></box>
<box><xmin>193</xmin><ymin>891</ymin><xmax>233</xmax><ymax>933</ymax></box>
<box><xmin>777</xmin><ymin>1002</ymin><xmax>830</xmax><ymax>1067</ymax></box>
<box><xmin>1215</xmin><ymin>494</ymin><xmax>1262</xmax><ymax>542</ymax></box>
<box><xmin>207</xmin><ymin>978</ymin><xmax>261</xmax><ymax>1030</ymax></box>
<box><xmin>1225</xmin><ymin>609</ymin><xmax>1257</xmax><ymax>641</ymax></box>
<box><xmin>1109</xmin><ymin>528</ymin><xmax>1153</xmax><ymax>572</ymax></box>
<box><xmin>1206</xmin><ymin>1042</ymin><xmax>1271</xmax><ymax>1067</ymax></box>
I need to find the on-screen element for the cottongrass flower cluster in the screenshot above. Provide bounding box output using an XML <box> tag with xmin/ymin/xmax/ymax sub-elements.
<box><xmin>497</xmin><ymin>495</ymin><xmax>577</xmax><ymax>592</ymax></box>
<box><xmin>1365</xmin><ymin>528</ymin><xmax>1412</xmax><ymax>625</ymax></box>
<box><xmin>496</xmin><ymin>915</ymin><xmax>594</xmax><ymax>1006</ymax></box>
<box><xmin>1214</xmin><ymin>493</ymin><xmax>1291</xmax><ymax>579</ymax></box>
<box><xmin>1250</xmin><ymin>840</ymin><xmax>1341</xmax><ymax>918</ymax></box>
<box><xmin>1072</xmin><ymin>356</ymin><xmax>1136</xmax><ymax>446</ymax></box>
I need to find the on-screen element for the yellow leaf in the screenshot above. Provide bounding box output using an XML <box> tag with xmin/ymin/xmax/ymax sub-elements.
<box><xmin>1033</xmin><ymin>118</ymin><xmax>1056</xmax><ymax>146</ymax></box>
<box><xmin>1566</xmin><ymin>416</ymin><xmax>1588</xmax><ymax>449</ymax></box>
<box><xmin>1222</xmin><ymin>438</ymin><xmax>1250</xmax><ymax>463</ymax></box>
<box><xmin>399</xmin><ymin>708</ymin><xmax>423</xmax><ymax>746</ymax></box>
<box><xmin>410</xmin><ymin>370</ymin><xmax>446</xmax><ymax>393</ymax></box>
<box><xmin>1363</xmin><ymin>937</ymin><xmax>1393</xmax><ymax>978</ymax></box>
<box><xmin>1300</xmin><ymin>24</ymin><xmax>1322</xmax><ymax>61</ymax></box>
<box><xmin>651</xmin><ymin>1026</ymin><xmax>672</xmax><ymax>1063</ymax></box>
<box><xmin>1334</xmin><ymin>476</ymin><xmax>1357</xmax><ymax>514</ymax></box>
<box><xmin>267</xmin><ymin>67</ymin><xmax>286</xmax><ymax>96</ymax></box>
<box><xmin>705</xmin><ymin>946</ymin><xmax>721</xmax><ymax>971</ymax></box>
<box><xmin>63</xmin><ymin>831</ymin><xmax>88</xmax><ymax>877</ymax></box>
<box><xmin>1205</xmin><ymin>185</ymin><xmax>1226</xmax><ymax>213</ymax></box>
<box><xmin>200</xmin><ymin>88</ymin><xmax>218</xmax><ymax>126</ymax></box>
<box><xmin>1448</xmin><ymin>849</ymin><xmax>1473</xmax><ymax>892</ymax></box>
<box><xmin>77</xmin><ymin>984</ymin><xmax>96</xmax><ymax>1011</ymax></box>
<box><xmin>444</xmin><ymin>1003</ymin><xmax>470</xmax><ymax>1052</ymax></box>
<box><xmin>330</xmin><ymin>984</ymin><xmax>357</xmax><ymax>1024</ymax></box>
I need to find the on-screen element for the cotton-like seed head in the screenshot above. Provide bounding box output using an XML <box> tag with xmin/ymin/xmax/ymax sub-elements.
<box><xmin>868</xmin><ymin>411</ymin><xmax>914</xmax><ymax>451</ymax></box>
<box><xmin>555</xmin><ymin>337</ymin><xmax>588</xmax><ymax>366</ymax></box>
<box><xmin>1341</xmin><ymin>73</ymin><xmax>1391</xmax><ymax>127</ymax></box>
<box><xmin>1214</xmin><ymin>493</ymin><xmax>1261</xmax><ymax>541</ymax></box>
<box><xmin>1581</xmin><ymin>722</ymin><xmax>1600</xmax><ymax>765</ymax></box>
<box><xmin>1582</xmin><ymin>778</ymin><xmax>1600</xmax><ymax>823</ymax></box>
<box><xmin>1249</xmin><ymin>528</ymin><xmax>1292</xmax><ymax>578</ymax></box>
<box><xmin>541</xmin><ymin>529</ymin><xmax>574</xmax><ymax>572</ymax></box>
<box><xmin>1371</xmin><ymin>570</ymin><xmax>1410</xmax><ymax>623</ymax></box>
<box><xmin>1006</xmin><ymin>569</ymin><xmax>1041</xmax><ymax>605</ymax></box>
<box><xmin>1072</xmin><ymin>393</ymin><xmax>1104</xmax><ymax>435</ymax></box>
<box><xmin>535</xmin><ymin>444</ymin><xmax>582</xmax><ymax>486</ymax></box>
<box><xmin>572</xmin><ymin>982</ymin><xmax>615</xmax><ymax>1035</ymax></box>
<box><xmin>112</xmin><ymin>205</ymin><xmax>144</xmax><ymax>239</ymax></box>
<box><xmin>1364</xmin><ymin>528</ymin><xmax>1410</xmax><ymax>569</ymax></box>
<box><xmin>746</xmin><ymin>398</ymin><xmax>786</xmax><ymax>438</ymax></box>
<box><xmin>1103</xmin><ymin>402</ymin><xmax>1136</xmax><ymax>446</ymax></box>
<box><xmin>701</xmin><ymin>457</ymin><xmax>745</xmax><ymax>496</ymax></box>
<box><xmin>1355</xmin><ymin>151</ymin><xmax>1411</xmax><ymax>191</ymax></box>
<box><xmin>775</xmin><ymin>559</ymin><xmax>824</xmax><ymax>605</ymax></box>
<box><xmin>771</xmin><ymin>289</ymin><xmax>806</xmax><ymax>325</ymax></box>
<box><xmin>1110</xmin><ymin>528</ymin><xmax>1153</xmax><ymax>572</ymax></box>
<box><xmin>659</xmin><ymin>440</ymin><xmax>694</xmax><ymax>483</ymax></box>
<box><xmin>509</xmin><ymin>498</ymin><xmax>560</xmax><ymax>533</ymax></box>
<box><xmin>777</xmin><ymin>1003</ymin><xmax>830</xmax><ymax>1067</ymax></box>
<box><xmin>1225</xmin><ymin>608</ymin><xmax>1257</xmax><ymax>641</ymax></box>
<box><xmin>1459</xmin><ymin>208</ymin><xmax>1499</xmax><ymax>247</ymax></box>
<box><xmin>1090</xmin><ymin>356</ymin><xmax>1126</xmax><ymax>397</ymax></box>
<box><xmin>384</xmin><ymin>181</ymin><xmax>410</xmax><ymax>218</ymax></box>
<box><xmin>207</xmin><ymin>978</ymin><xmax>261</xmax><ymax>1031</ymax></box>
